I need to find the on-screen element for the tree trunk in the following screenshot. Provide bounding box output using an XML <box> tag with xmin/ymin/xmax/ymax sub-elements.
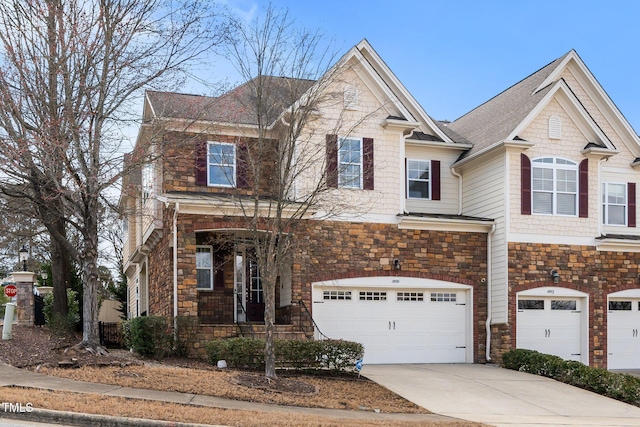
<box><xmin>50</xmin><ymin>220</ymin><xmax>69</xmax><ymax>317</ymax></box>
<box><xmin>263</xmin><ymin>268</ymin><xmax>278</xmax><ymax>379</ymax></box>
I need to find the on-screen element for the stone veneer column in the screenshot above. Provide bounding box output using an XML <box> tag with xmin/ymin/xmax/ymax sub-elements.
<box><xmin>12</xmin><ymin>272</ymin><xmax>35</xmax><ymax>326</ymax></box>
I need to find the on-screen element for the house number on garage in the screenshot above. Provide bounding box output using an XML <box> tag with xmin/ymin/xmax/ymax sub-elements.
<box><xmin>547</xmin><ymin>290</ymin><xmax>555</xmax><ymax>294</ymax></box>
<box><xmin>392</xmin><ymin>280</ymin><xmax>400</xmax><ymax>283</ymax></box>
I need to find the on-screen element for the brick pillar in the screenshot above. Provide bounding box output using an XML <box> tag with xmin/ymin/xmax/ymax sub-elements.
<box><xmin>12</xmin><ymin>272</ymin><xmax>35</xmax><ymax>326</ymax></box>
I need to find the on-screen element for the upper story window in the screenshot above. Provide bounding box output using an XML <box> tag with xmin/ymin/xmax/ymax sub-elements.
<box><xmin>208</xmin><ymin>142</ymin><xmax>236</xmax><ymax>187</ymax></box>
<box><xmin>196</xmin><ymin>246</ymin><xmax>213</xmax><ymax>289</ymax></box>
<box><xmin>142</xmin><ymin>163</ymin><xmax>154</xmax><ymax>201</ymax></box>
<box><xmin>407</xmin><ymin>159</ymin><xmax>431</xmax><ymax>199</ymax></box>
<box><xmin>532</xmin><ymin>157</ymin><xmax>578</xmax><ymax>216</ymax></box>
<box><xmin>603</xmin><ymin>183</ymin><xmax>627</xmax><ymax>226</ymax></box>
<box><xmin>344</xmin><ymin>85</ymin><xmax>358</xmax><ymax>110</ymax></box>
<box><xmin>338</xmin><ymin>137</ymin><xmax>362</xmax><ymax>189</ymax></box>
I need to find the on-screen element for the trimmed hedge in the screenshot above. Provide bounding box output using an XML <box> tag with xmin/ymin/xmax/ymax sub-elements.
<box><xmin>205</xmin><ymin>337</ymin><xmax>364</xmax><ymax>372</ymax></box>
<box><xmin>502</xmin><ymin>349</ymin><xmax>640</xmax><ymax>406</ymax></box>
<box><xmin>129</xmin><ymin>316</ymin><xmax>173</xmax><ymax>358</ymax></box>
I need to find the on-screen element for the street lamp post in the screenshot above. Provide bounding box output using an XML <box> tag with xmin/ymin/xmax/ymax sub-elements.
<box><xmin>18</xmin><ymin>246</ymin><xmax>28</xmax><ymax>272</ymax></box>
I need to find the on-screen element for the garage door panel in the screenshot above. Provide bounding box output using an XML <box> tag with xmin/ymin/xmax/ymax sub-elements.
<box><xmin>517</xmin><ymin>297</ymin><xmax>583</xmax><ymax>363</ymax></box>
<box><xmin>312</xmin><ymin>286</ymin><xmax>470</xmax><ymax>364</ymax></box>
<box><xmin>608</xmin><ymin>299</ymin><xmax>640</xmax><ymax>370</ymax></box>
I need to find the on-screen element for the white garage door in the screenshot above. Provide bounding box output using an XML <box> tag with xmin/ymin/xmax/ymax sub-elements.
<box><xmin>312</xmin><ymin>284</ymin><xmax>470</xmax><ymax>364</ymax></box>
<box><xmin>517</xmin><ymin>297</ymin><xmax>584</xmax><ymax>363</ymax></box>
<box><xmin>608</xmin><ymin>298</ymin><xmax>640</xmax><ymax>370</ymax></box>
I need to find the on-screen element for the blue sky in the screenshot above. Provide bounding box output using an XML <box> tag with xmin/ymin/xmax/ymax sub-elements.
<box><xmin>220</xmin><ymin>0</ymin><xmax>640</xmax><ymax>133</ymax></box>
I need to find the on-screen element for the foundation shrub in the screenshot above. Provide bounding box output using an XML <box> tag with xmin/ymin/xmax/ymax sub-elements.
<box><xmin>129</xmin><ymin>316</ymin><xmax>173</xmax><ymax>358</ymax></box>
<box><xmin>205</xmin><ymin>338</ymin><xmax>364</xmax><ymax>373</ymax></box>
<box><xmin>502</xmin><ymin>349</ymin><xmax>640</xmax><ymax>406</ymax></box>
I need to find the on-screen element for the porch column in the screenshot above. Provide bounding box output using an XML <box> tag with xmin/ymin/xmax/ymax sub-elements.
<box><xmin>12</xmin><ymin>271</ymin><xmax>36</xmax><ymax>326</ymax></box>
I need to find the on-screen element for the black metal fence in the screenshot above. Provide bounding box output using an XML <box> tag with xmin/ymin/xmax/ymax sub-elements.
<box><xmin>98</xmin><ymin>322</ymin><xmax>122</xmax><ymax>347</ymax></box>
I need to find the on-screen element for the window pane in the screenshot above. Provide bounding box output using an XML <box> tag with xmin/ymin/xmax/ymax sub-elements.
<box><xmin>608</xmin><ymin>205</ymin><xmax>626</xmax><ymax>225</ymax></box>
<box><xmin>196</xmin><ymin>269</ymin><xmax>211</xmax><ymax>289</ymax></box>
<box><xmin>409</xmin><ymin>181</ymin><xmax>429</xmax><ymax>198</ymax></box>
<box><xmin>532</xmin><ymin>168</ymin><xmax>553</xmax><ymax>191</ymax></box>
<box><xmin>607</xmin><ymin>184</ymin><xmax>626</xmax><ymax>203</ymax></box>
<box><xmin>518</xmin><ymin>300</ymin><xmax>544</xmax><ymax>310</ymax></box>
<box><xmin>609</xmin><ymin>301</ymin><xmax>632</xmax><ymax>311</ymax></box>
<box><xmin>209</xmin><ymin>165</ymin><xmax>234</xmax><ymax>186</ymax></box>
<box><xmin>533</xmin><ymin>192</ymin><xmax>553</xmax><ymax>214</ymax></box>
<box><xmin>196</xmin><ymin>248</ymin><xmax>211</xmax><ymax>268</ymax></box>
<box><xmin>556</xmin><ymin>169</ymin><xmax>576</xmax><ymax>192</ymax></box>
<box><xmin>557</xmin><ymin>193</ymin><xmax>576</xmax><ymax>215</ymax></box>
<box><xmin>551</xmin><ymin>300</ymin><xmax>576</xmax><ymax>310</ymax></box>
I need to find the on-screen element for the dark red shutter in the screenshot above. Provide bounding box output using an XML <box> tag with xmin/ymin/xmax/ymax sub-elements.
<box><xmin>579</xmin><ymin>159</ymin><xmax>588</xmax><ymax>218</ymax></box>
<box><xmin>629</xmin><ymin>182</ymin><xmax>636</xmax><ymax>228</ymax></box>
<box><xmin>431</xmin><ymin>160</ymin><xmax>441</xmax><ymax>201</ymax></box>
<box><xmin>521</xmin><ymin>153</ymin><xmax>531</xmax><ymax>215</ymax></box>
<box><xmin>195</xmin><ymin>139</ymin><xmax>207</xmax><ymax>186</ymax></box>
<box><xmin>236</xmin><ymin>141</ymin><xmax>249</xmax><ymax>189</ymax></box>
<box><xmin>326</xmin><ymin>134</ymin><xmax>338</xmax><ymax>188</ymax></box>
<box><xmin>363</xmin><ymin>137</ymin><xmax>374</xmax><ymax>190</ymax></box>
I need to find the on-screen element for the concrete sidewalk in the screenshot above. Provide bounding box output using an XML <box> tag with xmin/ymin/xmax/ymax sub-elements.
<box><xmin>0</xmin><ymin>363</ymin><xmax>453</xmax><ymax>426</ymax></box>
<box><xmin>362</xmin><ymin>364</ymin><xmax>640</xmax><ymax>427</ymax></box>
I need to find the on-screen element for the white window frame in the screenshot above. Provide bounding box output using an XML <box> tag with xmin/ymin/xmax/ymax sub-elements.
<box><xmin>603</xmin><ymin>182</ymin><xmax>627</xmax><ymax>226</ymax></box>
<box><xmin>207</xmin><ymin>141</ymin><xmax>236</xmax><ymax>187</ymax></box>
<box><xmin>196</xmin><ymin>246</ymin><xmax>213</xmax><ymax>290</ymax></box>
<box><xmin>338</xmin><ymin>137</ymin><xmax>363</xmax><ymax>189</ymax></box>
<box><xmin>532</xmin><ymin>157</ymin><xmax>578</xmax><ymax>216</ymax></box>
<box><xmin>406</xmin><ymin>159</ymin><xmax>431</xmax><ymax>199</ymax></box>
<box><xmin>142</xmin><ymin>163</ymin><xmax>154</xmax><ymax>201</ymax></box>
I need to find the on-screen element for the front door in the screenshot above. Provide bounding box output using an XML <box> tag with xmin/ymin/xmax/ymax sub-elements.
<box><xmin>247</xmin><ymin>258</ymin><xmax>264</xmax><ymax>322</ymax></box>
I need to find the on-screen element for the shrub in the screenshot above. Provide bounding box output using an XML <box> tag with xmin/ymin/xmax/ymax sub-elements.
<box><xmin>205</xmin><ymin>337</ymin><xmax>364</xmax><ymax>373</ymax></box>
<box><xmin>43</xmin><ymin>289</ymin><xmax>80</xmax><ymax>334</ymax></box>
<box><xmin>174</xmin><ymin>316</ymin><xmax>199</xmax><ymax>357</ymax></box>
<box><xmin>129</xmin><ymin>316</ymin><xmax>173</xmax><ymax>358</ymax></box>
<box><xmin>502</xmin><ymin>349</ymin><xmax>640</xmax><ymax>406</ymax></box>
<box><xmin>120</xmin><ymin>320</ymin><xmax>132</xmax><ymax>349</ymax></box>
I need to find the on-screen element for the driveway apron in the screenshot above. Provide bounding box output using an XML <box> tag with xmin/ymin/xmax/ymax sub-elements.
<box><xmin>362</xmin><ymin>363</ymin><xmax>640</xmax><ymax>426</ymax></box>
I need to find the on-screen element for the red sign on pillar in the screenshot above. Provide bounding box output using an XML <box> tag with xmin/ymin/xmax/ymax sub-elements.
<box><xmin>4</xmin><ymin>285</ymin><xmax>17</xmax><ymax>298</ymax></box>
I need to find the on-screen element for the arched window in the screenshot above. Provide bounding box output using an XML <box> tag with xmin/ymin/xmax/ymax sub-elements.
<box><xmin>532</xmin><ymin>157</ymin><xmax>577</xmax><ymax>215</ymax></box>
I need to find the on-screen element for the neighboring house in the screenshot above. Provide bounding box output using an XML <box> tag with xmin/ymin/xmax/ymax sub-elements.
<box><xmin>120</xmin><ymin>40</ymin><xmax>640</xmax><ymax>369</ymax></box>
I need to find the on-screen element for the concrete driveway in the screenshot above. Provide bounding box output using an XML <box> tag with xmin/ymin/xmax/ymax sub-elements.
<box><xmin>362</xmin><ymin>364</ymin><xmax>640</xmax><ymax>426</ymax></box>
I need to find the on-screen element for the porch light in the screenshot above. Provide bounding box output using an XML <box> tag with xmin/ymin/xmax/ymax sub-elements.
<box><xmin>550</xmin><ymin>269</ymin><xmax>560</xmax><ymax>284</ymax></box>
<box><xmin>18</xmin><ymin>246</ymin><xmax>28</xmax><ymax>272</ymax></box>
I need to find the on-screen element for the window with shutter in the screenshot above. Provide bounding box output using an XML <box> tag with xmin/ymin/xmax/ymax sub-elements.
<box><xmin>207</xmin><ymin>142</ymin><xmax>236</xmax><ymax>187</ymax></box>
<box><xmin>531</xmin><ymin>157</ymin><xmax>578</xmax><ymax>216</ymax></box>
<box><xmin>602</xmin><ymin>182</ymin><xmax>626</xmax><ymax>226</ymax></box>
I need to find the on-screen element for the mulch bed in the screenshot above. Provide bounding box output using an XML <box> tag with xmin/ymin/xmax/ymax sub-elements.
<box><xmin>232</xmin><ymin>373</ymin><xmax>318</xmax><ymax>394</ymax></box>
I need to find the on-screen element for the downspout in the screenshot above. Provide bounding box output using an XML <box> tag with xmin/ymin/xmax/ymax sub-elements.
<box><xmin>450</xmin><ymin>166</ymin><xmax>463</xmax><ymax>215</ymax></box>
<box><xmin>173</xmin><ymin>203</ymin><xmax>180</xmax><ymax>337</ymax></box>
<box><xmin>485</xmin><ymin>222</ymin><xmax>496</xmax><ymax>362</ymax></box>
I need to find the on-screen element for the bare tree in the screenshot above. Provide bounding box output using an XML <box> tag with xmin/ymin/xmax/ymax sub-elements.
<box><xmin>0</xmin><ymin>0</ymin><xmax>227</xmax><ymax>351</ymax></box>
<box><xmin>218</xmin><ymin>6</ymin><xmax>376</xmax><ymax>378</ymax></box>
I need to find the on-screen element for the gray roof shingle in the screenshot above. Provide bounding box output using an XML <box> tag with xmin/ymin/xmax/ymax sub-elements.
<box><xmin>446</xmin><ymin>52</ymin><xmax>571</xmax><ymax>159</ymax></box>
<box><xmin>146</xmin><ymin>76</ymin><xmax>316</xmax><ymax>126</ymax></box>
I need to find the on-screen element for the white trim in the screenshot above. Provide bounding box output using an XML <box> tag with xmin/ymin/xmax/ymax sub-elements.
<box><xmin>406</xmin><ymin>158</ymin><xmax>432</xmax><ymax>200</ymax></box>
<box><xmin>596</xmin><ymin>238</ymin><xmax>640</xmax><ymax>253</ymax></box>
<box><xmin>195</xmin><ymin>245</ymin><xmax>214</xmax><ymax>290</ymax></box>
<box><xmin>207</xmin><ymin>141</ymin><xmax>236</xmax><ymax>188</ymax></box>
<box><xmin>518</xmin><ymin>287</ymin><xmax>588</xmax><ymax>298</ymax></box>
<box><xmin>313</xmin><ymin>276</ymin><xmax>473</xmax><ymax>290</ymax></box>
<box><xmin>338</xmin><ymin>136</ymin><xmax>363</xmax><ymax>189</ymax></box>
<box><xmin>609</xmin><ymin>289</ymin><xmax>640</xmax><ymax>298</ymax></box>
<box><xmin>509</xmin><ymin>233</ymin><xmax>596</xmax><ymax>246</ymax></box>
<box><xmin>398</xmin><ymin>216</ymin><xmax>494</xmax><ymax>233</ymax></box>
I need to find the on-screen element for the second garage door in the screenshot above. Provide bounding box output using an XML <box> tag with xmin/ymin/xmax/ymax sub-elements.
<box><xmin>312</xmin><ymin>278</ymin><xmax>472</xmax><ymax>364</ymax></box>
<box><xmin>516</xmin><ymin>287</ymin><xmax>588</xmax><ymax>365</ymax></box>
<box><xmin>608</xmin><ymin>290</ymin><xmax>640</xmax><ymax>370</ymax></box>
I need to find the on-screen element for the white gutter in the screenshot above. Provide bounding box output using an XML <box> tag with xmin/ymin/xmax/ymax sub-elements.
<box><xmin>173</xmin><ymin>203</ymin><xmax>180</xmax><ymax>331</ymax></box>
<box><xmin>450</xmin><ymin>166</ymin><xmax>463</xmax><ymax>215</ymax></box>
<box><xmin>485</xmin><ymin>222</ymin><xmax>496</xmax><ymax>362</ymax></box>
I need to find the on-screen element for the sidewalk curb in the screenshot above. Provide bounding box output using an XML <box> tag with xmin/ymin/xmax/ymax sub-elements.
<box><xmin>0</xmin><ymin>407</ymin><xmax>231</xmax><ymax>427</ymax></box>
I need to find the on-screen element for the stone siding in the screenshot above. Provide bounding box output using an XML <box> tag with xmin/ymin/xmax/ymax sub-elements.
<box><xmin>489</xmin><ymin>242</ymin><xmax>640</xmax><ymax>367</ymax></box>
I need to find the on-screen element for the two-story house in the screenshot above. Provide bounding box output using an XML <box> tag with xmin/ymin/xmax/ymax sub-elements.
<box><xmin>120</xmin><ymin>40</ymin><xmax>640</xmax><ymax>369</ymax></box>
